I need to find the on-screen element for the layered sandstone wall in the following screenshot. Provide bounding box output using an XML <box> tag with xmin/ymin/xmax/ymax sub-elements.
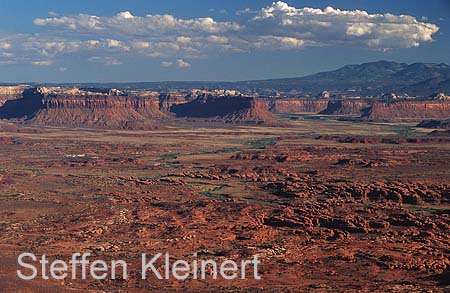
<box><xmin>363</xmin><ymin>101</ymin><xmax>450</xmax><ymax>119</ymax></box>
<box><xmin>273</xmin><ymin>98</ymin><xmax>329</xmax><ymax>114</ymax></box>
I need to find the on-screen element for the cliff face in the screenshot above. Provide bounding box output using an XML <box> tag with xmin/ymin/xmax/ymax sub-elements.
<box><xmin>0</xmin><ymin>88</ymin><xmax>167</xmax><ymax>129</ymax></box>
<box><xmin>0</xmin><ymin>85</ymin><xmax>28</xmax><ymax>106</ymax></box>
<box><xmin>273</xmin><ymin>99</ymin><xmax>329</xmax><ymax>114</ymax></box>
<box><xmin>171</xmin><ymin>95</ymin><xmax>276</xmax><ymax>123</ymax></box>
<box><xmin>320</xmin><ymin>100</ymin><xmax>371</xmax><ymax>115</ymax></box>
<box><xmin>363</xmin><ymin>101</ymin><xmax>450</xmax><ymax>119</ymax></box>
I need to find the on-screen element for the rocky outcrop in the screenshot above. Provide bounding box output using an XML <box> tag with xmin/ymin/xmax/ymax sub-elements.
<box><xmin>272</xmin><ymin>98</ymin><xmax>329</xmax><ymax>113</ymax></box>
<box><xmin>362</xmin><ymin>101</ymin><xmax>450</xmax><ymax>119</ymax></box>
<box><xmin>171</xmin><ymin>95</ymin><xmax>276</xmax><ymax>123</ymax></box>
<box><xmin>0</xmin><ymin>87</ymin><xmax>167</xmax><ymax>129</ymax></box>
<box><xmin>320</xmin><ymin>99</ymin><xmax>370</xmax><ymax>115</ymax></box>
<box><xmin>0</xmin><ymin>85</ymin><xmax>28</xmax><ymax>106</ymax></box>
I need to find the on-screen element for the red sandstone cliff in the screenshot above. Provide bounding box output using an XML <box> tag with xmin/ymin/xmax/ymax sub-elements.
<box><xmin>362</xmin><ymin>101</ymin><xmax>450</xmax><ymax>119</ymax></box>
<box><xmin>273</xmin><ymin>98</ymin><xmax>329</xmax><ymax>114</ymax></box>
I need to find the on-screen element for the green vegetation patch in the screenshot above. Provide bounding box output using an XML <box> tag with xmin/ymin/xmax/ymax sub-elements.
<box><xmin>159</xmin><ymin>153</ymin><xmax>179</xmax><ymax>160</ymax></box>
<box><xmin>195</xmin><ymin>147</ymin><xmax>240</xmax><ymax>155</ymax></box>
<box><xmin>246</xmin><ymin>137</ymin><xmax>279</xmax><ymax>149</ymax></box>
<box><xmin>405</xmin><ymin>204</ymin><xmax>450</xmax><ymax>215</ymax></box>
<box><xmin>198</xmin><ymin>184</ymin><xmax>230</xmax><ymax>199</ymax></box>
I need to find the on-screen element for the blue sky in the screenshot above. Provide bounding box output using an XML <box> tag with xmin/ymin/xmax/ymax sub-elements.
<box><xmin>0</xmin><ymin>0</ymin><xmax>448</xmax><ymax>82</ymax></box>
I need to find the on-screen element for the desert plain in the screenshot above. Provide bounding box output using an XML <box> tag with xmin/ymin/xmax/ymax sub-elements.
<box><xmin>0</xmin><ymin>115</ymin><xmax>449</xmax><ymax>292</ymax></box>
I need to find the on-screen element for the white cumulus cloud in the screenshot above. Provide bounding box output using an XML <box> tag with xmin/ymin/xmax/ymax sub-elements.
<box><xmin>0</xmin><ymin>2</ymin><xmax>440</xmax><ymax>66</ymax></box>
<box><xmin>250</xmin><ymin>2</ymin><xmax>439</xmax><ymax>49</ymax></box>
<box><xmin>0</xmin><ymin>43</ymin><xmax>12</xmax><ymax>49</ymax></box>
<box><xmin>160</xmin><ymin>59</ymin><xmax>191</xmax><ymax>68</ymax></box>
<box><xmin>88</xmin><ymin>56</ymin><xmax>122</xmax><ymax>65</ymax></box>
<box><xmin>34</xmin><ymin>11</ymin><xmax>241</xmax><ymax>36</ymax></box>
<box><xmin>31</xmin><ymin>60</ymin><xmax>53</xmax><ymax>66</ymax></box>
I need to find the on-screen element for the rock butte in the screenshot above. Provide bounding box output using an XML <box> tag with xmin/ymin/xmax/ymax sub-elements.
<box><xmin>171</xmin><ymin>95</ymin><xmax>276</xmax><ymax>123</ymax></box>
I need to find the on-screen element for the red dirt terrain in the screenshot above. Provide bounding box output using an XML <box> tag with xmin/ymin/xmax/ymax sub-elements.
<box><xmin>0</xmin><ymin>118</ymin><xmax>449</xmax><ymax>292</ymax></box>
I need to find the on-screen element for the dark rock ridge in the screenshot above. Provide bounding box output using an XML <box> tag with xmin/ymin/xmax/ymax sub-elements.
<box><xmin>428</xmin><ymin>130</ymin><xmax>450</xmax><ymax>137</ymax></box>
<box><xmin>417</xmin><ymin>119</ymin><xmax>450</xmax><ymax>129</ymax></box>
<box><xmin>40</xmin><ymin>61</ymin><xmax>450</xmax><ymax>96</ymax></box>
<box><xmin>272</xmin><ymin>98</ymin><xmax>329</xmax><ymax>113</ymax></box>
<box><xmin>0</xmin><ymin>88</ymin><xmax>167</xmax><ymax>129</ymax></box>
<box><xmin>171</xmin><ymin>95</ymin><xmax>276</xmax><ymax>123</ymax></box>
<box><xmin>362</xmin><ymin>100</ymin><xmax>450</xmax><ymax>119</ymax></box>
<box><xmin>240</xmin><ymin>61</ymin><xmax>450</xmax><ymax>96</ymax></box>
<box><xmin>320</xmin><ymin>99</ymin><xmax>371</xmax><ymax>115</ymax></box>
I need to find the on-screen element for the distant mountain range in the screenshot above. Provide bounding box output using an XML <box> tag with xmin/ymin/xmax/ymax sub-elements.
<box><xmin>7</xmin><ymin>61</ymin><xmax>450</xmax><ymax>96</ymax></box>
<box><xmin>245</xmin><ymin>61</ymin><xmax>450</xmax><ymax>96</ymax></box>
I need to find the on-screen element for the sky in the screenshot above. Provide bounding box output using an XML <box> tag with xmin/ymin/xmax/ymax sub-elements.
<box><xmin>0</xmin><ymin>0</ymin><xmax>449</xmax><ymax>83</ymax></box>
